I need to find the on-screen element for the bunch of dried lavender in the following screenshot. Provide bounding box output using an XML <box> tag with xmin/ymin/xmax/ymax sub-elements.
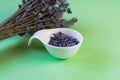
<box><xmin>0</xmin><ymin>0</ymin><xmax>78</xmax><ymax>40</ymax></box>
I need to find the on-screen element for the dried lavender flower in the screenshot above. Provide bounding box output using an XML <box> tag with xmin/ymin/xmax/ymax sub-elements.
<box><xmin>0</xmin><ymin>0</ymin><xmax>78</xmax><ymax>40</ymax></box>
<box><xmin>48</xmin><ymin>32</ymin><xmax>79</xmax><ymax>47</ymax></box>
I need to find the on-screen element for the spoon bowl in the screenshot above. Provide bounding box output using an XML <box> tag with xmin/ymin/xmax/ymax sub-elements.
<box><xmin>28</xmin><ymin>28</ymin><xmax>83</xmax><ymax>59</ymax></box>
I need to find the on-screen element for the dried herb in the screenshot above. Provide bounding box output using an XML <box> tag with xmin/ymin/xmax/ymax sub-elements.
<box><xmin>0</xmin><ymin>0</ymin><xmax>78</xmax><ymax>40</ymax></box>
<box><xmin>48</xmin><ymin>32</ymin><xmax>79</xmax><ymax>47</ymax></box>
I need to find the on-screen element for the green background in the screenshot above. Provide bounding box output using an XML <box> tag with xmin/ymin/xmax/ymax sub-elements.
<box><xmin>0</xmin><ymin>0</ymin><xmax>120</xmax><ymax>80</ymax></box>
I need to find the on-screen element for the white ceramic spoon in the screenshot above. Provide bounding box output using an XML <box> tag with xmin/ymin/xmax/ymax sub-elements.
<box><xmin>28</xmin><ymin>28</ymin><xmax>83</xmax><ymax>59</ymax></box>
